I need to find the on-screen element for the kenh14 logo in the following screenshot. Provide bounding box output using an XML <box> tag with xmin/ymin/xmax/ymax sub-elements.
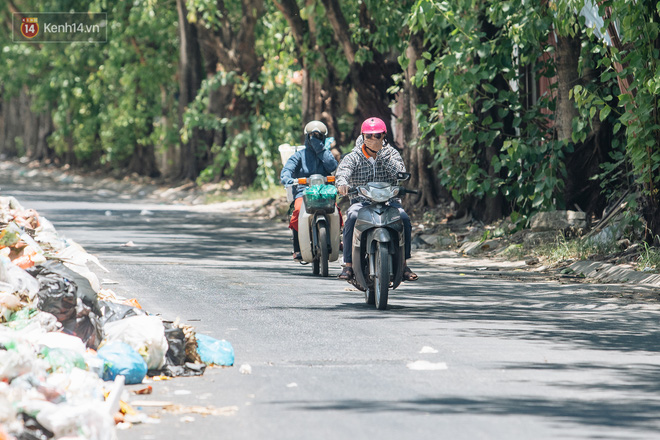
<box><xmin>20</xmin><ymin>17</ymin><xmax>39</xmax><ymax>38</ymax></box>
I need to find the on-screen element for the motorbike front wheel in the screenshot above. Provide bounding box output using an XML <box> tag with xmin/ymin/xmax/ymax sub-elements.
<box><xmin>364</xmin><ymin>251</ymin><xmax>375</xmax><ymax>305</ymax></box>
<box><xmin>318</xmin><ymin>224</ymin><xmax>329</xmax><ymax>277</ymax></box>
<box><xmin>374</xmin><ymin>242</ymin><xmax>390</xmax><ymax>310</ymax></box>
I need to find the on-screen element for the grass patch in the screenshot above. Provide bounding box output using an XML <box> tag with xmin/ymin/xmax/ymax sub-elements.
<box><xmin>501</xmin><ymin>243</ymin><xmax>526</xmax><ymax>260</ymax></box>
<box><xmin>531</xmin><ymin>233</ymin><xmax>620</xmax><ymax>265</ymax></box>
<box><xmin>637</xmin><ymin>242</ymin><xmax>660</xmax><ymax>272</ymax></box>
<box><xmin>204</xmin><ymin>185</ymin><xmax>285</xmax><ymax>204</ymax></box>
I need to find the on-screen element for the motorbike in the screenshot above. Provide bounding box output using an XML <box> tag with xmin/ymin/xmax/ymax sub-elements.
<box><xmin>348</xmin><ymin>172</ymin><xmax>417</xmax><ymax>310</ymax></box>
<box><xmin>288</xmin><ymin>174</ymin><xmax>341</xmax><ymax>277</ymax></box>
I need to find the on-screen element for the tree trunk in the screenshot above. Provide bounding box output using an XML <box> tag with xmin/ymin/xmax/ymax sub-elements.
<box><xmin>176</xmin><ymin>0</ymin><xmax>203</xmax><ymax>181</ymax></box>
<box><xmin>2</xmin><ymin>96</ymin><xmax>21</xmax><ymax>158</ymax></box>
<box><xmin>35</xmin><ymin>105</ymin><xmax>54</xmax><ymax>161</ymax></box>
<box><xmin>399</xmin><ymin>32</ymin><xmax>443</xmax><ymax>211</ymax></box>
<box><xmin>128</xmin><ymin>142</ymin><xmax>160</xmax><ymax>177</ymax></box>
<box><xmin>555</xmin><ymin>35</ymin><xmax>580</xmax><ymax>142</ymax></box>
<box><xmin>273</xmin><ymin>0</ymin><xmax>343</xmax><ymax>145</ymax></box>
<box><xmin>468</xmin><ymin>15</ymin><xmax>513</xmax><ymax>223</ymax></box>
<box><xmin>321</xmin><ymin>0</ymin><xmax>399</xmax><ymax>141</ymax></box>
<box><xmin>191</xmin><ymin>0</ymin><xmax>265</xmax><ymax>188</ymax></box>
<box><xmin>557</xmin><ymin>33</ymin><xmax>611</xmax><ymax>216</ymax></box>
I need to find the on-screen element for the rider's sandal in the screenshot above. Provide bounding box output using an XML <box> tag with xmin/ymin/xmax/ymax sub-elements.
<box><xmin>403</xmin><ymin>266</ymin><xmax>419</xmax><ymax>281</ymax></box>
<box><xmin>338</xmin><ymin>266</ymin><xmax>354</xmax><ymax>280</ymax></box>
<box><xmin>293</xmin><ymin>252</ymin><xmax>303</xmax><ymax>262</ymax></box>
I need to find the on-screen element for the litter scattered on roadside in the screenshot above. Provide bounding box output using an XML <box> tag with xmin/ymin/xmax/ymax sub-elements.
<box><xmin>132</xmin><ymin>386</ymin><xmax>153</xmax><ymax>395</ymax></box>
<box><xmin>239</xmin><ymin>364</ymin><xmax>252</xmax><ymax>375</ymax></box>
<box><xmin>164</xmin><ymin>404</ymin><xmax>239</xmax><ymax>416</ymax></box>
<box><xmin>196</xmin><ymin>334</ymin><xmax>234</xmax><ymax>366</ymax></box>
<box><xmin>0</xmin><ymin>195</ymin><xmax>236</xmax><ymax>438</ymax></box>
<box><xmin>406</xmin><ymin>360</ymin><xmax>448</xmax><ymax>371</ymax></box>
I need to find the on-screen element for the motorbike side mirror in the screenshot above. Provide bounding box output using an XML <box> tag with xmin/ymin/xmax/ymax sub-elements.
<box><xmin>397</xmin><ymin>172</ymin><xmax>411</xmax><ymax>182</ymax></box>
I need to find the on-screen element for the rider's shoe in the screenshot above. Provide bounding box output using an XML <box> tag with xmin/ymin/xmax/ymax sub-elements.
<box><xmin>338</xmin><ymin>266</ymin><xmax>354</xmax><ymax>280</ymax></box>
<box><xmin>402</xmin><ymin>266</ymin><xmax>418</xmax><ymax>281</ymax></box>
<box><xmin>293</xmin><ymin>252</ymin><xmax>303</xmax><ymax>262</ymax></box>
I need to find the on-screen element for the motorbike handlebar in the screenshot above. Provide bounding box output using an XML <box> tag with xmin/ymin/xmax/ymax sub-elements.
<box><xmin>295</xmin><ymin>175</ymin><xmax>335</xmax><ymax>185</ymax></box>
<box><xmin>344</xmin><ymin>186</ymin><xmax>418</xmax><ymax>197</ymax></box>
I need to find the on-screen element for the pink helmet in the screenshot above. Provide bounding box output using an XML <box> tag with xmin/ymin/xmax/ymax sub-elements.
<box><xmin>361</xmin><ymin>117</ymin><xmax>387</xmax><ymax>134</ymax></box>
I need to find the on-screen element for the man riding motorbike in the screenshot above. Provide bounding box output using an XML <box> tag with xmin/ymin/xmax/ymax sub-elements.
<box><xmin>280</xmin><ymin>120</ymin><xmax>338</xmax><ymax>262</ymax></box>
<box><xmin>335</xmin><ymin>117</ymin><xmax>418</xmax><ymax>281</ymax></box>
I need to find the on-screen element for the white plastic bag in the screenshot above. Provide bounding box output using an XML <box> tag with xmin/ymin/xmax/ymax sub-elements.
<box><xmin>102</xmin><ymin>315</ymin><xmax>168</xmax><ymax>370</ymax></box>
<box><xmin>35</xmin><ymin>401</ymin><xmax>117</xmax><ymax>440</ymax></box>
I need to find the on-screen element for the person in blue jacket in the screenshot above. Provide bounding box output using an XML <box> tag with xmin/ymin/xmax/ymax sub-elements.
<box><xmin>280</xmin><ymin>121</ymin><xmax>338</xmax><ymax>262</ymax></box>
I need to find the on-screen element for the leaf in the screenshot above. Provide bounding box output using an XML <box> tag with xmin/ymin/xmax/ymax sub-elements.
<box><xmin>482</xmin><ymin>83</ymin><xmax>497</xmax><ymax>94</ymax></box>
<box><xmin>599</xmin><ymin>106</ymin><xmax>611</xmax><ymax>121</ymax></box>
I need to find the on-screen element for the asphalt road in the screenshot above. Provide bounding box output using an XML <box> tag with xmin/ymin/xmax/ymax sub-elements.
<box><xmin>3</xmin><ymin>170</ymin><xmax>660</xmax><ymax>439</ymax></box>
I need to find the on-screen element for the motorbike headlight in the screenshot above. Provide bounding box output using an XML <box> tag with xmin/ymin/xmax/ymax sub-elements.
<box><xmin>309</xmin><ymin>174</ymin><xmax>325</xmax><ymax>187</ymax></box>
<box><xmin>369</xmin><ymin>187</ymin><xmax>395</xmax><ymax>202</ymax></box>
<box><xmin>358</xmin><ymin>183</ymin><xmax>397</xmax><ymax>202</ymax></box>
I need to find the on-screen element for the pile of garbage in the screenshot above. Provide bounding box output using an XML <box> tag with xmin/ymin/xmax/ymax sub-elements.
<box><xmin>0</xmin><ymin>196</ymin><xmax>234</xmax><ymax>439</ymax></box>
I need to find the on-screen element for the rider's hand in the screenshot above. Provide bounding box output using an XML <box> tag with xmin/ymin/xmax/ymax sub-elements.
<box><xmin>338</xmin><ymin>185</ymin><xmax>349</xmax><ymax>196</ymax></box>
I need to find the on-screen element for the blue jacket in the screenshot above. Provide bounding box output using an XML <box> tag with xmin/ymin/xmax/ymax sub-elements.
<box><xmin>280</xmin><ymin>137</ymin><xmax>338</xmax><ymax>200</ymax></box>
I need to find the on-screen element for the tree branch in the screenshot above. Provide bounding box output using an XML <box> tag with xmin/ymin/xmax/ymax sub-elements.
<box><xmin>272</xmin><ymin>0</ymin><xmax>306</xmax><ymax>49</ymax></box>
<box><xmin>320</xmin><ymin>0</ymin><xmax>355</xmax><ymax>64</ymax></box>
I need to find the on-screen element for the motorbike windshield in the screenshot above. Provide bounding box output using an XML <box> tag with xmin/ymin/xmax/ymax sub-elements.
<box><xmin>359</xmin><ymin>182</ymin><xmax>398</xmax><ymax>203</ymax></box>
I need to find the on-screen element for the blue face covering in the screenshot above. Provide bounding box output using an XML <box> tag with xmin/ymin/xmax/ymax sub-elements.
<box><xmin>308</xmin><ymin>136</ymin><xmax>325</xmax><ymax>155</ymax></box>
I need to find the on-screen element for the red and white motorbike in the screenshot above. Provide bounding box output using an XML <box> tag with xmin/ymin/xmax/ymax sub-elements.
<box><xmin>289</xmin><ymin>174</ymin><xmax>341</xmax><ymax>277</ymax></box>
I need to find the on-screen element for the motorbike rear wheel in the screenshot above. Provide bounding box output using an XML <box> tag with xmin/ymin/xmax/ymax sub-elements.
<box><xmin>374</xmin><ymin>242</ymin><xmax>389</xmax><ymax>310</ymax></box>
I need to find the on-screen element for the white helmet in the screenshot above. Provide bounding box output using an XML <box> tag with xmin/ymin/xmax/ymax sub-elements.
<box><xmin>304</xmin><ymin>120</ymin><xmax>328</xmax><ymax>136</ymax></box>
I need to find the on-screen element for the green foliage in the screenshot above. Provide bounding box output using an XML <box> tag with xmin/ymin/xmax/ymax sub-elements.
<box><xmin>595</xmin><ymin>1</ymin><xmax>660</xmax><ymax>206</ymax></box>
<box><xmin>407</xmin><ymin>0</ymin><xmax>567</xmax><ymax>223</ymax></box>
<box><xmin>184</xmin><ymin>6</ymin><xmax>301</xmax><ymax>188</ymax></box>
<box><xmin>0</xmin><ymin>0</ymin><xmax>179</xmax><ymax>169</ymax></box>
<box><xmin>554</xmin><ymin>0</ymin><xmax>660</xmax><ymax>233</ymax></box>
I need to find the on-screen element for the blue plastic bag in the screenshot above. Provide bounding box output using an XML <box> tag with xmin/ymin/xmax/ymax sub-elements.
<box><xmin>97</xmin><ymin>341</ymin><xmax>148</xmax><ymax>384</ymax></box>
<box><xmin>196</xmin><ymin>334</ymin><xmax>234</xmax><ymax>366</ymax></box>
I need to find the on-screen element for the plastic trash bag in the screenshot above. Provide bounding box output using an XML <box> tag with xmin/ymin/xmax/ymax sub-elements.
<box><xmin>33</xmin><ymin>216</ymin><xmax>67</xmax><ymax>253</ymax></box>
<box><xmin>102</xmin><ymin>315</ymin><xmax>168</xmax><ymax>370</ymax></box>
<box><xmin>97</xmin><ymin>341</ymin><xmax>147</xmax><ymax>385</ymax></box>
<box><xmin>30</xmin><ymin>265</ymin><xmax>103</xmax><ymax>349</ymax></box>
<box><xmin>163</xmin><ymin>323</ymin><xmax>186</xmax><ymax>366</ymax></box>
<box><xmin>46</xmin><ymin>368</ymin><xmax>106</xmax><ymax>405</ymax></box>
<box><xmin>196</xmin><ymin>334</ymin><xmax>234</xmax><ymax>366</ymax></box>
<box><xmin>33</xmin><ymin>268</ymin><xmax>77</xmax><ymax>323</ymax></box>
<box><xmin>38</xmin><ymin>331</ymin><xmax>87</xmax><ymax>354</ymax></box>
<box><xmin>54</xmin><ymin>240</ymin><xmax>108</xmax><ymax>293</ymax></box>
<box><xmin>97</xmin><ymin>300</ymin><xmax>146</xmax><ymax>326</ymax></box>
<box><xmin>41</xmin><ymin>347</ymin><xmax>86</xmax><ymax>373</ymax></box>
<box><xmin>0</xmin><ymin>340</ymin><xmax>45</xmax><ymax>382</ymax></box>
<box><xmin>32</xmin><ymin>400</ymin><xmax>116</xmax><ymax>440</ymax></box>
<box><xmin>0</xmin><ymin>256</ymin><xmax>39</xmax><ymax>298</ymax></box>
<box><xmin>159</xmin><ymin>362</ymin><xmax>206</xmax><ymax>378</ymax></box>
<box><xmin>61</xmin><ymin>298</ymin><xmax>104</xmax><ymax>350</ymax></box>
<box><xmin>29</xmin><ymin>261</ymin><xmax>101</xmax><ymax>316</ymax></box>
